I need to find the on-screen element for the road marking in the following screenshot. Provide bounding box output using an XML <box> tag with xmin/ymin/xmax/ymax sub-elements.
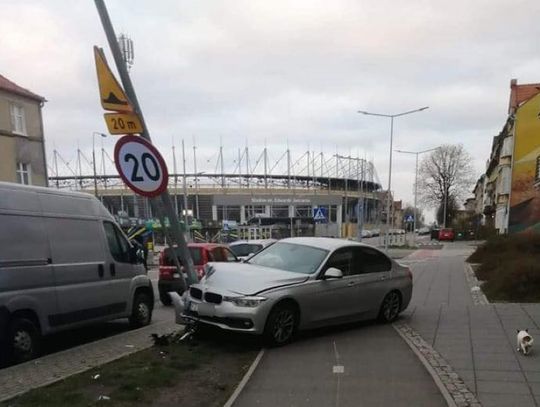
<box><xmin>223</xmin><ymin>348</ymin><xmax>265</xmax><ymax>407</ymax></box>
<box><xmin>333</xmin><ymin>365</ymin><xmax>344</xmax><ymax>373</ymax></box>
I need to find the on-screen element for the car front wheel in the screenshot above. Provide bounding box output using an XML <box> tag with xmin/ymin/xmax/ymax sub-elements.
<box><xmin>263</xmin><ymin>303</ymin><xmax>298</xmax><ymax>346</ymax></box>
<box><xmin>378</xmin><ymin>291</ymin><xmax>401</xmax><ymax>323</ymax></box>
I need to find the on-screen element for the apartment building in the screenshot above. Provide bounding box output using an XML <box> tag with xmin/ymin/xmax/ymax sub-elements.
<box><xmin>0</xmin><ymin>74</ymin><xmax>47</xmax><ymax>186</ymax></box>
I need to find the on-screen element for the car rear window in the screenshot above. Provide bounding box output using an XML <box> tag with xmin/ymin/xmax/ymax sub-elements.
<box><xmin>165</xmin><ymin>247</ymin><xmax>203</xmax><ymax>266</ymax></box>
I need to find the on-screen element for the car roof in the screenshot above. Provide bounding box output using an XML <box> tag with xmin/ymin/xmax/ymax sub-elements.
<box><xmin>230</xmin><ymin>239</ymin><xmax>277</xmax><ymax>246</ymax></box>
<box><xmin>278</xmin><ymin>237</ymin><xmax>374</xmax><ymax>251</ymax></box>
<box><xmin>187</xmin><ymin>243</ymin><xmax>226</xmax><ymax>249</ymax></box>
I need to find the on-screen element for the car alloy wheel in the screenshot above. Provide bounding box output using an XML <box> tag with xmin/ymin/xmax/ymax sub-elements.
<box><xmin>380</xmin><ymin>291</ymin><xmax>401</xmax><ymax>322</ymax></box>
<box><xmin>272</xmin><ymin>309</ymin><xmax>295</xmax><ymax>344</ymax></box>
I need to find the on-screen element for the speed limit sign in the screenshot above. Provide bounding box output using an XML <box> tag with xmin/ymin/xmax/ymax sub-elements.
<box><xmin>114</xmin><ymin>135</ymin><xmax>169</xmax><ymax>197</ymax></box>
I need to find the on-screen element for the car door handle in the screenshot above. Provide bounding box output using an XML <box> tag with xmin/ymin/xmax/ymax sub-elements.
<box><xmin>347</xmin><ymin>281</ymin><xmax>357</xmax><ymax>287</ymax></box>
<box><xmin>380</xmin><ymin>276</ymin><xmax>388</xmax><ymax>281</ymax></box>
<box><xmin>98</xmin><ymin>264</ymin><xmax>104</xmax><ymax>278</ymax></box>
<box><xmin>110</xmin><ymin>263</ymin><xmax>116</xmax><ymax>277</ymax></box>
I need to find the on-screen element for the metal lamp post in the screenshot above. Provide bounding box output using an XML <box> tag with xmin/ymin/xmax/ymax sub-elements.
<box><xmin>92</xmin><ymin>132</ymin><xmax>107</xmax><ymax>197</ymax></box>
<box><xmin>357</xmin><ymin>107</ymin><xmax>429</xmax><ymax>251</ymax></box>
<box><xmin>395</xmin><ymin>147</ymin><xmax>439</xmax><ymax>245</ymax></box>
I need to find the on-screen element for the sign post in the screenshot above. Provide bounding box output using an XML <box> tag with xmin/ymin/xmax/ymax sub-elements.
<box><xmin>94</xmin><ymin>0</ymin><xmax>197</xmax><ymax>287</ymax></box>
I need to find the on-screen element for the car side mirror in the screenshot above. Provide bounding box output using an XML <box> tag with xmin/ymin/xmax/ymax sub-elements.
<box><xmin>129</xmin><ymin>246</ymin><xmax>144</xmax><ymax>264</ymax></box>
<box><xmin>323</xmin><ymin>267</ymin><xmax>343</xmax><ymax>279</ymax></box>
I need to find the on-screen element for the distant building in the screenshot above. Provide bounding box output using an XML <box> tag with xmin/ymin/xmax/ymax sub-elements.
<box><xmin>0</xmin><ymin>74</ymin><xmax>47</xmax><ymax>186</ymax></box>
<box><xmin>471</xmin><ymin>79</ymin><xmax>540</xmax><ymax>234</ymax></box>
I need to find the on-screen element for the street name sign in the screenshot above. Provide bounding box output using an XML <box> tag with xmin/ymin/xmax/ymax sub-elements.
<box><xmin>114</xmin><ymin>135</ymin><xmax>169</xmax><ymax>198</ymax></box>
<box><xmin>104</xmin><ymin>112</ymin><xmax>143</xmax><ymax>135</ymax></box>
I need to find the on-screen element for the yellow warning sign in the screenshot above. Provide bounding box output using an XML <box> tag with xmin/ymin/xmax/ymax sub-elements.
<box><xmin>104</xmin><ymin>112</ymin><xmax>143</xmax><ymax>135</ymax></box>
<box><xmin>94</xmin><ymin>46</ymin><xmax>133</xmax><ymax>112</ymax></box>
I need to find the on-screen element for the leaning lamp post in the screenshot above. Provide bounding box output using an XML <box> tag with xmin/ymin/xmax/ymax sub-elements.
<box><xmin>357</xmin><ymin>107</ymin><xmax>429</xmax><ymax>252</ymax></box>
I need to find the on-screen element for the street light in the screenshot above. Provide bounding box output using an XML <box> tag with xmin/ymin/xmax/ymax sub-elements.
<box><xmin>92</xmin><ymin>132</ymin><xmax>107</xmax><ymax>197</ymax></box>
<box><xmin>357</xmin><ymin>106</ymin><xmax>429</xmax><ymax>251</ymax></box>
<box><xmin>395</xmin><ymin>147</ymin><xmax>439</xmax><ymax>244</ymax></box>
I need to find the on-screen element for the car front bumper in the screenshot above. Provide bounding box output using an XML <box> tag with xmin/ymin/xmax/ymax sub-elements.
<box><xmin>177</xmin><ymin>294</ymin><xmax>272</xmax><ymax>335</ymax></box>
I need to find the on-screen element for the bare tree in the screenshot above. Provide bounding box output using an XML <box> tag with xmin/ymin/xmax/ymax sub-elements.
<box><xmin>418</xmin><ymin>144</ymin><xmax>475</xmax><ymax>225</ymax></box>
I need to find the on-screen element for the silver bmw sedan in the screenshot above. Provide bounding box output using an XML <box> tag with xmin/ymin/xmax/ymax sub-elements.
<box><xmin>175</xmin><ymin>237</ymin><xmax>412</xmax><ymax>346</ymax></box>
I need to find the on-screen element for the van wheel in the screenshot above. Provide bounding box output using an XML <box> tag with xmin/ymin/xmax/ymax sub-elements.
<box><xmin>8</xmin><ymin>318</ymin><xmax>40</xmax><ymax>364</ymax></box>
<box><xmin>129</xmin><ymin>293</ymin><xmax>153</xmax><ymax>328</ymax></box>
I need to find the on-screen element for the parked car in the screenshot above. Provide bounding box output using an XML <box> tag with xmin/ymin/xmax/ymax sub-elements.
<box><xmin>430</xmin><ymin>228</ymin><xmax>440</xmax><ymax>240</ymax></box>
<box><xmin>438</xmin><ymin>228</ymin><xmax>455</xmax><ymax>241</ymax></box>
<box><xmin>174</xmin><ymin>237</ymin><xmax>412</xmax><ymax>346</ymax></box>
<box><xmin>158</xmin><ymin>243</ymin><xmax>238</xmax><ymax>305</ymax></box>
<box><xmin>371</xmin><ymin>229</ymin><xmax>380</xmax><ymax>237</ymax></box>
<box><xmin>361</xmin><ymin>229</ymin><xmax>372</xmax><ymax>238</ymax></box>
<box><xmin>417</xmin><ymin>227</ymin><xmax>431</xmax><ymax>235</ymax></box>
<box><xmin>229</xmin><ymin>239</ymin><xmax>277</xmax><ymax>261</ymax></box>
<box><xmin>0</xmin><ymin>182</ymin><xmax>153</xmax><ymax>366</ymax></box>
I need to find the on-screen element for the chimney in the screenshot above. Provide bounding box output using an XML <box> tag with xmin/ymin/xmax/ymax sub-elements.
<box><xmin>509</xmin><ymin>78</ymin><xmax>518</xmax><ymax>114</ymax></box>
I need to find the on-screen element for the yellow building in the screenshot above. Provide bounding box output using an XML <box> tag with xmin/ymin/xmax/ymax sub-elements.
<box><xmin>0</xmin><ymin>74</ymin><xmax>47</xmax><ymax>186</ymax></box>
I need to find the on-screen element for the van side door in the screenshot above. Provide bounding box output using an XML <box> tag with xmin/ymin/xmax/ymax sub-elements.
<box><xmin>103</xmin><ymin>221</ymin><xmax>144</xmax><ymax>318</ymax></box>
<box><xmin>47</xmin><ymin>218</ymin><xmax>117</xmax><ymax>329</ymax></box>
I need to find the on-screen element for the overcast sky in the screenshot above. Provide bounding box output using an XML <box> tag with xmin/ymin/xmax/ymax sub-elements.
<box><xmin>2</xmin><ymin>0</ymin><xmax>540</xmax><ymax>220</ymax></box>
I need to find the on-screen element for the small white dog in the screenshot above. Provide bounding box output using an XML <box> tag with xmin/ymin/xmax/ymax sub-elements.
<box><xmin>517</xmin><ymin>329</ymin><xmax>534</xmax><ymax>355</ymax></box>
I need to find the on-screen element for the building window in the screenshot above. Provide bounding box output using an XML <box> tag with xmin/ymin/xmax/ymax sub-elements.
<box><xmin>10</xmin><ymin>103</ymin><xmax>27</xmax><ymax>135</ymax></box>
<box><xmin>16</xmin><ymin>162</ymin><xmax>31</xmax><ymax>185</ymax></box>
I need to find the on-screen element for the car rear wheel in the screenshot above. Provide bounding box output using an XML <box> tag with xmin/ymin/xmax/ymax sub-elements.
<box><xmin>159</xmin><ymin>290</ymin><xmax>172</xmax><ymax>306</ymax></box>
<box><xmin>378</xmin><ymin>291</ymin><xmax>401</xmax><ymax>323</ymax></box>
<box><xmin>129</xmin><ymin>292</ymin><xmax>153</xmax><ymax>328</ymax></box>
<box><xmin>263</xmin><ymin>303</ymin><xmax>298</xmax><ymax>346</ymax></box>
<box><xmin>7</xmin><ymin>318</ymin><xmax>41</xmax><ymax>364</ymax></box>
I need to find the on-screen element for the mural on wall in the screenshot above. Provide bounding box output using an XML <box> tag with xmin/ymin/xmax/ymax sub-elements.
<box><xmin>509</xmin><ymin>92</ymin><xmax>540</xmax><ymax>233</ymax></box>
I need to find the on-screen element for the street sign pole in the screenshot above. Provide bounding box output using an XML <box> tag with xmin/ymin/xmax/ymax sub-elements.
<box><xmin>94</xmin><ymin>0</ymin><xmax>197</xmax><ymax>287</ymax></box>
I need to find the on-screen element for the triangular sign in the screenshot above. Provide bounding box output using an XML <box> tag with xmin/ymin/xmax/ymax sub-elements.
<box><xmin>313</xmin><ymin>208</ymin><xmax>326</xmax><ymax>221</ymax></box>
<box><xmin>94</xmin><ymin>46</ymin><xmax>133</xmax><ymax>113</ymax></box>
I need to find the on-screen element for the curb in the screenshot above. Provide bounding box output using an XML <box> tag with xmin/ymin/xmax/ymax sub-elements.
<box><xmin>223</xmin><ymin>349</ymin><xmax>265</xmax><ymax>407</ymax></box>
<box><xmin>393</xmin><ymin>322</ymin><xmax>482</xmax><ymax>407</ymax></box>
<box><xmin>464</xmin><ymin>263</ymin><xmax>489</xmax><ymax>305</ymax></box>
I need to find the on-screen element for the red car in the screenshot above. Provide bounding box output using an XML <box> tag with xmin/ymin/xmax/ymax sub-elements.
<box><xmin>438</xmin><ymin>228</ymin><xmax>455</xmax><ymax>241</ymax></box>
<box><xmin>158</xmin><ymin>243</ymin><xmax>238</xmax><ymax>305</ymax></box>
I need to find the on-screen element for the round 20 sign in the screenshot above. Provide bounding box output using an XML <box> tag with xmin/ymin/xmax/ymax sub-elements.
<box><xmin>114</xmin><ymin>135</ymin><xmax>169</xmax><ymax>198</ymax></box>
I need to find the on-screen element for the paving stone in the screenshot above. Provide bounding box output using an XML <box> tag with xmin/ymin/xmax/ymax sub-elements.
<box><xmin>476</xmin><ymin>380</ymin><xmax>531</xmax><ymax>395</ymax></box>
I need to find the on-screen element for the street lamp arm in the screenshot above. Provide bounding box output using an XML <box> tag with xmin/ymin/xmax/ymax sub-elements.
<box><xmin>357</xmin><ymin>110</ymin><xmax>392</xmax><ymax>118</ymax></box>
<box><xmin>393</xmin><ymin>106</ymin><xmax>429</xmax><ymax>117</ymax></box>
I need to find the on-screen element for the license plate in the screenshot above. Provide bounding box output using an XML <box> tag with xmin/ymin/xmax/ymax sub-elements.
<box><xmin>198</xmin><ymin>302</ymin><xmax>216</xmax><ymax>317</ymax></box>
<box><xmin>189</xmin><ymin>302</ymin><xmax>198</xmax><ymax>312</ymax></box>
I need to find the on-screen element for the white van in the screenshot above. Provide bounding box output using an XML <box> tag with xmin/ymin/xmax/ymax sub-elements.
<box><xmin>0</xmin><ymin>182</ymin><xmax>154</xmax><ymax>365</ymax></box>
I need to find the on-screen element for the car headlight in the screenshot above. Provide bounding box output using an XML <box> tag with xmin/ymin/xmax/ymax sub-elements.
<box><xmin>224</xmin><ymin>296</ymin><xmax>267</xmax><ymax>307</ymax></box>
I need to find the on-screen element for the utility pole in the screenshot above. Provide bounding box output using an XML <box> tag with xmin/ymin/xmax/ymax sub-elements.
<box><xmin>94</xmin><ymin>0</ymin><xmax>197</xmax><ymax>287</ymax></box>
<box><xmin>172</xmin><ymin>139</ymin><xmax>178</xmax><ymax>214</ymax></box>
<box><xmin>182</xmin><ymin>139</ymin><xmax>189</xmax><ymax>239</ymax></box>
<box><xmin>193</xmin><ymin>142</ymin><xmax>199</xmax><ymax>219</ymax></box>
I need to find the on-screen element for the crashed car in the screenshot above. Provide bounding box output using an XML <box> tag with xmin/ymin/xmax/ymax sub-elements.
<box><xmin>172</xmin><ymin>237</ymin><xmax>412</xmax><ymax>346</ymax></box>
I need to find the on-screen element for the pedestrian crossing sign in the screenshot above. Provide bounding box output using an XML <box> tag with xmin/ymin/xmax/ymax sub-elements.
<box><xmin>312</xmin><ymin>207</ymin><xmax>328</xmax><ymax>223</ymax></box>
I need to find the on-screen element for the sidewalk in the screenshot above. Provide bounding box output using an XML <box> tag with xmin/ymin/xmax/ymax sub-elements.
<box><xmin>403</xmin><ymin>243</ymin><xmax>540</xmax><ymax>407</ymax></box>
<box><xmin>0</xmin><ymin>319</ymin><xmax>178</xmax><ymax>403</ymax></box>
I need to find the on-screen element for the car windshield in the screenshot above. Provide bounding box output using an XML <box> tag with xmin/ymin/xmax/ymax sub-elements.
<box><xmin>247</xmin><ymin>242</ymin><xmax>329</xmax><ymax>274</ymax></box>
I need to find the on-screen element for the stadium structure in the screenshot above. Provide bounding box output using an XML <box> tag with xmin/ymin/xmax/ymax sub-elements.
<box><xmin>48</xmin><ymin>145</ymin><xmax>386</xmax><ymax>239</ymax></box>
